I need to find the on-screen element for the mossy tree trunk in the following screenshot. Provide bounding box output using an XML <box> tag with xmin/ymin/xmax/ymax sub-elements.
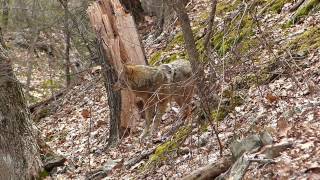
<box><xmin>0</xmin><ymin>44</ymin><xmax>42</xmax><ymax>179</ymax></box>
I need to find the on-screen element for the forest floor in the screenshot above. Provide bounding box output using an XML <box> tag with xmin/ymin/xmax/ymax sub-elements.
<box><xmin>12</xmin><ymin>0</ymin><xmax>319</xmax><ymax>179</ymax></box>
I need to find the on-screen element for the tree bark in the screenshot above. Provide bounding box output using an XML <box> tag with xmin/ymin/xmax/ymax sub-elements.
<box><xmin>97</xmin><ymin>41</ymin><xmax>121</xmax><ymax>147</ymax></box>
<box><xmin>2</xmin><ymin>0</ymin><xmax>10</xmax><ymax>30</ymax></box>
<box><xmin>62</xmin><ymin>0</ymin><xmax>71</xmax><ymax>87</ymax></box>
<box><xmin>0</xmin><ymin>44</ymin><xmax>42</xmax><ymax>179</ymax></box>
<box><xmin>165</xmin><ymin>0</ymin><xmax>223</xmax><ymax>156</ymax></box>
<box><xmin>88</xmin><ymin>0</ymin><xmax>147</xmax><ymax>145</ymax></box>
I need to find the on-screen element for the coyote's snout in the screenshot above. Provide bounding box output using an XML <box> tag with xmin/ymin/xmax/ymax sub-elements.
<box><xmin>114</xmin><ymin>59</ymin><xmax>195</xmax><ymax>139</ymax></box>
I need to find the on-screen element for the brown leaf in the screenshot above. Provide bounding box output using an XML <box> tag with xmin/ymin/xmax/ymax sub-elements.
<box><xmin>81</xmin><ymin>109</ymin><xmax>91</xmax><ymax>119</ymax></box>
<box><xmin>277</xmin><ymin>117</ymin><xmax>291</xmax><ymax>137</ymax></box>
<box><xmin>266</xmin><ymin>92</ymin><xmax>279</xmax><ymax>103</ymax></box>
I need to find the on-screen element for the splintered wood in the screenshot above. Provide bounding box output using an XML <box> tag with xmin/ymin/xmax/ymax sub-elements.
<box><xmin>87</xmin><ymin>0</ymin><xmax>146</xmax><ymax>129</ymax></box>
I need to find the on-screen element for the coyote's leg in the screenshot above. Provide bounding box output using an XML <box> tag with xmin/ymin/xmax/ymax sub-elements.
<box><xmin>175</xmin><ymin>88</ymin><xmax>193</xmax><ymax>121</ymax></box>
<box><xmin>140</xmin><ymin>106</ymin><xmax>156</xmax><ymax>139</ymax></box>
<box><xmin>151</xmin><ymin>100</ymin><xmax>168</xmax><ymax>136</ymax></box>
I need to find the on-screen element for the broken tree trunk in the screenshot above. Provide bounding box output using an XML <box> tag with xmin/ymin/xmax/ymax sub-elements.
<box><xmin>87</xmin><ymin>0</ymin><xmax>146</xmax><ymax>144</ymax></box>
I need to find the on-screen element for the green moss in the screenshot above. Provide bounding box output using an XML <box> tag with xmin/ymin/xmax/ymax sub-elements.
<box><xmin>199</xmin><ymin>11</ymin><xmax>209</xmax><ymax>20</ymax></box>
<box><xmin>208</xmin><ymin>89</ymin><xmax>245</xmax><ymax>122</ymax></box>
<box><xmin>150</xmin><ymin>52</ymin><xmax>187</xmax><ymax>65</ymax></box>
<box><xmin>167</xmin><ymin>53</ymin><xmax>186</xmax><ymax>62</ymax></box>
<box><xmin>211</xmin><ymin>16</ymin><xmax>254</xmax><ymax>56</ymax></box>
<box><xmin>287</xmin><ymin>27</ymin><xmax>320</xmax><ymax>53</ymax></box>
<box><xmin>216</xmin><ymin>0</ymin><xmax>242</xmax><ymax>15</ymax></box>
<box><xmin>288</xmin><ymin>0</ymin><xmax>320</xmax><ymax>25</ymax></box>
<box><xmin>41</xmin><ymin>79</ymin><xmax>61</xmax><ymax>90</ymax></box>
<box><xmin>37</xmin><ymin>170</ymin><xmax>49</xmax><ymax>180</ymax></box>
<box><xmin>211</xmin><ymin>108</ymin><xmax>228</xmax><ymax>121</ymax></box>
<box><xmin>167</xmin><ymin>32</ymin><xmax>184</xmax><ymax>50</ymax></box>
<box><xmin>233</xmin><ymin>72</ymin><xmax>270</xmax><ymax>90</ymax></box>
<box><xmin>269</xmin><ymin>0</ymin><xmax>293</xmax><ymax>13</ymax></box>
<box><xmin>33</xmin><ymin>107</ymin><xmax>50</xmax><ymax>122</ymax></box>
<box><xmin>149</xmin><ymin>51</ymin><xmax>163</xmax><ymax>65</ymax></box>
<box><xmin>143</xmin><ymin>126</ymin><xmax>192</xmax><ymax>171</ymax></box>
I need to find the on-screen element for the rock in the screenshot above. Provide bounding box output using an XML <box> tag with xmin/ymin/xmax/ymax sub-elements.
<box><xmin>259</xmin><ymin>131</ymin><xmax>274</xmax><ymax>145</ymax></box>
<box><xmin>86</xmin><ymin>170</ymin><xmax>108</xmax><ymax>180</ymax></box>
<box><xmin>12</xmin><ymin>32</ymin><xmax>28</xmax><ymax>48</ymax></box>
<box><xmin>194</xmin><ymin>132</ymin><xmax>210</xmax><ymax>147</ymax></box>
<box><xmin>86</xmin><ymin>159</ymin><xmax>123</xmax><ymax>180</ymax></box>
<box><xmin>216</xmin><ymin>153</ymin><xmax>250</xmax><ymax>180</ymax></box>
<box><xmin>230</xmin><ymin>135</ymin><xmax>262</xmax><ymax>159</ymax></box>
<box><xmin>43</xmin><ymin>155</ymin><xmax>66</xmax><ymax>172</ymax></box>
<box><xmin>260</xmin><ymin>141</ymin><xmax>293</xmax><ymax>159</ymax></box>
<box><xmin>178</xmin><ymin>147</ymin><xmax>190</xmax><ymax>155</ymax></box>
<box><xmin>102</xmin><ymin>159</ymin><xmax>123</xmax><ymax>173</ymax></box>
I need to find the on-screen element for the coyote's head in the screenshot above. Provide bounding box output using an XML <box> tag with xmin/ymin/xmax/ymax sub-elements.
<box><xmin>113</xmin><ymin>64</ymin><xmax>133</xmax><ymax>91</ymax></box>
<box><xmin>113</xmin><ymin>64</ymin><xmax>159</xmax><ymax>91</ymax></box>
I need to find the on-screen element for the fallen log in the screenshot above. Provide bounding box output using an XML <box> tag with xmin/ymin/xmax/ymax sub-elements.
<box><xmin>28</xmin><ymin>90</ymin><xmax>65</xmax><ymax>113</ymax></box>
<box><xmin>182</xmin><ymin>156</ymin><xmax>233</xmax><ymax>180</ymax></box>
<box><xmin>124</xmin><ymin>148</ymin><xmax>156</xmax><ymax>169</ymax></box>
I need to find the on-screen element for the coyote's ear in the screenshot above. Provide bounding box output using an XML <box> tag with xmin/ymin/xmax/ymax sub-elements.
<box><xmin>123</xmin><ymin>64</ymin><xmax>134</xmax><ymax>75</ymax></box>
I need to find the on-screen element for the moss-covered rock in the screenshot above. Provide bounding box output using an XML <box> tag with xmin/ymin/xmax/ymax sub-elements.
<box><xmin>32</xmin><ymin>107</ymin><xmax>51</xmax><ymax>122</ymax></box>
<box><xmin>210</xmin><ymin>13</ymin><xmax>255</xmax><ymax>56</ymax></box>
<box><xmin>268</xmin><ymin>0</ymin><xmax>293</xmax><ymax>13</ymax></box>
<box><xmin>216</xmin><ymin>0</ymin><xmax>242</xmax><ymax>15</ymax></box>
<box><xmin>287</xmin><ymin>0</ymin><xmax>320</xmax><ymax>25</ymax></box>
<box><xmin>287</xmin><ymin>27</ymin><xmax>320</xmax><ymax>53</ymax></box>
<box><xmin>37</xmin><ymin>170</ymin><xmax>49</xmax><ymax>180</ymax></box>
<box><xmin>142</xmin><ymin>126</ymin><xmax>192</xmax><ymax>171</ymax></box>
<box><xmin>233</xmin><ymin>72</ymin><xmax>271</xmax><ymax>90</ymax></box>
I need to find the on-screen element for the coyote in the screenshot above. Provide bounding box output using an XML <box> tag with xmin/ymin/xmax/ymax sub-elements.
<box><xmin>114</xmin><ymin>59</ymin><xmax>195</xmax><ymax>139</ymax></box>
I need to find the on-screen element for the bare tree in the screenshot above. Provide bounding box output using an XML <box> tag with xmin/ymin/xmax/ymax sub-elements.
<box><xmin>166</xmin><ymin>0</ymin><xmax>223</xmax><ymax>156</ymax></box>
<box><xmin>97</xmin><ymin>41</ymin><xmax>121</xmax><ymax>147</ymax></box>
<box><xmin>2</xmin><ymin>0</ymin><xmax>10</xmax><ymax>30</ymax></box>
<box><xmin>0</xmin><ymin>43</ymin><xmax>42</xmax><ymax>179</ymax></box>
<box><xmin>88</xmin><ymin>0</ymin><xmax>147</xmax><ymax>146</ymax></box>
<box><xmin>25</xmin><ymin>0</ymin><xmax>40</xmax><ymax>100</ymax></box>
<box><xmin>60</xmin><ymin>0</ymin><xmax>71</xmax><ymax>87</ymax></box>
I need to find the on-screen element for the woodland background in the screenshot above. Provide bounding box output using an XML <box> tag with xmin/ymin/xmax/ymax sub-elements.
<box><xmin>0</xmin><ymin>0</ymin><xmax>319</xmax><ymax>179</ymax></box>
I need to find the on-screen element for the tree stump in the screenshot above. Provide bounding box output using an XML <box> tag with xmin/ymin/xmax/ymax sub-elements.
<box><xmin>87</xmin><ymin>0</ymin><xmax>147</xmax><ymax>144</ymax></box>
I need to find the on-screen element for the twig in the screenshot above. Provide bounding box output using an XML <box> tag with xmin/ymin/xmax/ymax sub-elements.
<box><xmin>289</xmin><ymin>0</ymin><xmax>306</xmax><ymax>12</ymax></box>
<box><xmin>87</xmin><ymin>107</ymin><xmax>93</xmax><ymax>173</ymax></box>
<box><xmin>203</xmin><ymin>0</ymin><xmax>218</xmax><ymax>52</ymax></box>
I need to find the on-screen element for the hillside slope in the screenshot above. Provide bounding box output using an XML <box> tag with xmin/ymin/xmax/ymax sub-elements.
<box><xmin>37</xmin><ymin>0</ymin><xmax>320</xmax><ymax>179</ymax></box>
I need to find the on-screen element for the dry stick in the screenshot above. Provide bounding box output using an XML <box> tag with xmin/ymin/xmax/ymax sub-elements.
<box><xmin>289</xmin><ymin>0</ymin><xmax>306</xmax><ymax>12</ymax></box>
<box><xmin>203</xmin><ymin>0</ymin><xmax>217</xmax><ymax>51</ymax></box>
<box><xmin>202</xmin><ymin>0</ymin><xmax>225</xmax><ymax>157</ymax></box>
<box><xmin>87</xmin><ymin>107</ymin><xmax>93</xmax><ymax>173</ymax></box>
<box><xmin>58</xmin><ymin>0</ymin><xmax>94</xmax><ymax>55</ymax></box>
<box><xmin>258</xmin><ymin>0</ymin><xmax>276</xmax><ymax>16</ymax></box>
